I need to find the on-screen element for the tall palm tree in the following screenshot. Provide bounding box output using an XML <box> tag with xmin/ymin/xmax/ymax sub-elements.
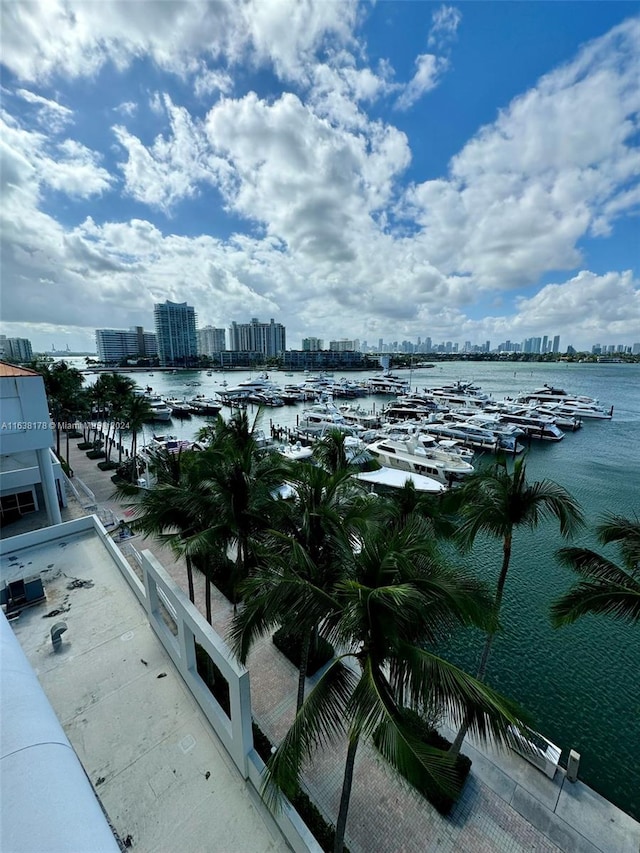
<box><xmin>449</xmin><ymin>454</ymin><xmax>583</xmax><ymax>754</ymax></box>
<box><xmin>116</xmin><ymin>447</ymin><xmax>213</xmax><ymax>611</ymax></box>
<box><xmin>231</xmin><ymin>464</ymin><xmax>371</xmax><ymax>713</ymax></box>
<box><xmin>551</xmin><ymin>513</ymin><xmax>640</xmax><ymax>627</ymax></box>
<box><xmin>186</xmin><ymin>411</ymin><xmax>289</xmax><ymax>604</ymax></box>
<box><xmin>103</xmin><ymin>375</ymin><xmax>136</xmax><ymax>463</ymax></box>
<box><xmin>123</xmin><ymin>395</ymin><xmax>153</xmax><ymax>482</ymax></box>
<box><xmin>261</xmin><ymin>514</ymin><xmax>528</xmax><ymax>853</ymax></box>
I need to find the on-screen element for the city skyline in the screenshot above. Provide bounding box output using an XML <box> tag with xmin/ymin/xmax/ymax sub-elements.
<box><xmin>1</xmin><ymin>3</ymin><xmax>638</xmax><ymax>353</ymax></box>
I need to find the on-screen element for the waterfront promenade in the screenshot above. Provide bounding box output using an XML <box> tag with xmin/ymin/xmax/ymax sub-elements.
<box><xmin>5</xmin><ymin>439</ymin><xmax>640</xmax><ymax>853</ymax></box>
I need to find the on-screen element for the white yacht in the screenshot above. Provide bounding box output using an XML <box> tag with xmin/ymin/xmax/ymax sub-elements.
<box><xmin>367</xmin><ymin>372</ymin><xmax>411</xmax><ymax>395</ymax></box>
<box><xmin>366</xmin><ymin>437</ymin><xmax>475</xmax><ymax>485</ymax></box>
<box><xmin>497</xmin><ymin>410</ymin><xmax>564</xmax><ymax>441</ymax></box>
<box><xmin>132</xmin><ymin>389</ymin><xmax>173</xmax><ymax>421</ymax></box>
<box><xmin>424</xmin><ymin>421</ymin><xmax>524</xmax><ymax>453</ymax></box>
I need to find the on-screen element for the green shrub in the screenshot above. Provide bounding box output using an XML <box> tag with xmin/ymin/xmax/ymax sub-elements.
<box><xmin>86</xmin><ymin>450</ymin><xmax>106</xmax><ymax>459</ymax></box>
<box><xmin>250</xmin><ymin>721</ymin><xmax>350</xmax><ymax>853</ymax></box>
<box><xmin>77</xmin><ymin>441</ymin><xmax>93</xmax><ymax>450</ymax></box>
<box><xmin>195</xmin><ymin>642</ymin><xmax>231</xmax><ymax>717</ymax></box>
<box><xmin>372</xmin><ymin>708</ymin><xmax>471</xmax><ymax>815</ymax></box>
<box><xmin>272</xmin><ymin>628</ymin><xmax>334</xmax><ymax>675</ymax></box>
<box><xmin>97</xmin><ymin>460</ymin><xmax>120</xmax><ymax>471</ymax></box>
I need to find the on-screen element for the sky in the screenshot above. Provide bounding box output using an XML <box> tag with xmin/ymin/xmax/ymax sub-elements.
<box><xmin>1</xmin><ymin>0</ymin><xmax>639</xmax><ymax>354</ymax></box>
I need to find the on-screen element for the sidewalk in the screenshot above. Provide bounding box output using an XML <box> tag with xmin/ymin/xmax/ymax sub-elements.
<box><xmin>20</xmin><ymin>437</ymin><xmax>640</xmax><ymax>853</ymax></box>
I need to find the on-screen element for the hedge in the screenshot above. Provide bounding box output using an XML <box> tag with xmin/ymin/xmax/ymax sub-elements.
<box><xmin>372</xmin><ymin>708</ymin><xmax>471</xmax><ymax>814</ymax></box>
<box><xmin>272</xmin><ymin>627</ymin><xmax>334</xmax><ymax>676</ymax></box>
<box><xmin>251</xmin><ymin>722</ymin><xmax>350</xmax><ymax>853</ymax></box>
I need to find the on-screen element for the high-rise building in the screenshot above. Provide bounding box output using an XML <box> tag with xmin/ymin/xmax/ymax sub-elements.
<box><xmin>302</xmin><ymin>337</ymin><xmax>323</xmax><ymax>351</ymax></box>
<box><xmin>229</xmin><ymin>318</ymin><xmax>286</xmax><ymax>357</ymax></box>
<box><xmin>95</xmin><ymin>327</ymin><xmax>157</xmax><ymax>363</ymax></box>
<box><xmin>153</xmin><ymin>301</ymin><xmax>198</xmax><ymax>367</ymax></box>
<box><xmin>0</xmin><ymin>336</ymin><xmax>33</xmax><ymax>362</ymax></box>
<box><xmin>552</xmin><ymin>335</ymin><xmax>560</xmax><ymax>354</ymax></box>
<box><xmin>197</xmin><ymin>326</ymin><xmax>226</xmax><ymax>355</ymax></box>
<box><xmin>329</xmin><ymin>339</ymin><xmax>359</xmax><ymax>352</ymax></box>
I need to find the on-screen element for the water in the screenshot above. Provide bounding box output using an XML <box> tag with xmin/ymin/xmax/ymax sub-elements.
<box><xmin>80</xmin><ymin>360</ymin><xmax>640</xmax><ymax>818</ymax></box>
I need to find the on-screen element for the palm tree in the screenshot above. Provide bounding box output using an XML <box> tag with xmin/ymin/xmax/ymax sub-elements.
<box><xmin>103</xmin><ymin>375</ymin><xmax>136</xmax><ymax>463</ymax></box>
<box><xmin>261</xmin><ymin>514</ymin><xmax>528</xmax><ymax>853</ymax></box>
<box><xmin>186</xmin><ymin>411</ymin><xmax>289</xmax><ymax>604</ymax></box>
<box><xmin>231</xmin><ymin>463</ymin><xmax>371</xmax><ymax>713</ymax></box>
<box><xmin>551</xmin><ymin>513</ymin><xmax>640</xmax><ymax>627</ymax></box>
<box><xmin>123</xmin><ymin>395</ymin><xmax>153</xmax><ymax>482</ymax></box>
<box><xmin>117</xmin><ymin>447</ymin><xmax>212</xmax><ymax>610</ymax></box>
<box><xmin>449</xmin><ymin>454</ymin><xmax>583</xmax><ymax>755</ymax></box>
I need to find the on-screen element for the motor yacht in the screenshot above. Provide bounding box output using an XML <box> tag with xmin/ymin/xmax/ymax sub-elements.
<box><xmin>497</xmin><ymin>409</ymin><xmax>565</xmax><ymax>441</ymax></box>
<box><xmin>190</xmin><ymin>395</ymin><xmax>222</xmax><ymax>415</ymax></box>
<box><xmin>424</xmin><ymin>421</ymin><xmax>524</xmax><ymax>453</ymax></box>
<box><xmin>365</xmin><ymin>437</ymin><xmax>475</xmax><ymax>485</ymax></box>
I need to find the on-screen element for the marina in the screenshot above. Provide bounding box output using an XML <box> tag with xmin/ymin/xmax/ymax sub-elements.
<box><xmin>78</xmin><ymin>358</ymin><xmax>640</xmax><ymax>823</ymax></box>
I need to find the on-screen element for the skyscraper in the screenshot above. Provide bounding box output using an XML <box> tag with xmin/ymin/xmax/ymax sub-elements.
<box><xmin>197</xmin><ymin>326</ymin><xmax>226</xmax><ymax>355</ymax></box>
<box><xmin>552</xmin><ymin>335</ymin><xmax>560</xmax><ymax>354</ymax></box>
<box><xmin>229</xmin><ymin>318</ymin><xmax>286</xmax><ymax>357</ymax></box>
<box><xmin>153</xmin><ymin>301</ymin><xmax>198</xmax><ymax>366</ymax></box>
<box><xmin>95</xmin><ymin>327</ymin><xmax>157</xmax><ymax>363</ymax></box>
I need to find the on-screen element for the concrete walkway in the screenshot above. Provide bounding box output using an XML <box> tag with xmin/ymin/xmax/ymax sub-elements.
<box><xmin>9</xmin><ymin>435</ymin><xmax>638</xmax><ymax>853</ymax></box>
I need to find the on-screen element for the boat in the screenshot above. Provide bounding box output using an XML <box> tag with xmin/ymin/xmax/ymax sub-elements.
<box><xmin>424</xmin><ymin>420</ymin><xmax>524</xmax><ymax>453</ymax></box>
<box><xmin>190</xmin><ymin>395</ymin><xmax>222</xmax><ymax>415</ymax></box>
<box><xmin>527</xmin><ymin>403</ymin><xmax>582</xmax><ymax>431</ymax></box>
<box><xmin>517</xmin><ymin>385</ymin><xmax>612</xmax><ymax>418</ymax></box>
<box><xmin>276</xmin><ymin>441</ymin><xmax>314</xmax><ymax>462</ymax></box>
<box><xmin>366</xmin><ymin>437</ymin><xmax>474</xmax><ymax>485</ymax></box>
<box><xmin>165</xmin><ymin>397</ymin><xmax>196</xmax><ymax>418</ymax></box>
<box><xmin>355</xmin><ymin>467</ymin><xmax>445</xmax><ymax>494</ymax></box>
<box><xmin>132</xmin><ymin>390</ymin><xmax>173</xmax><ymax>421</ymax></box>
<box><xmin>367</xmin><ymin>372</ymin><xmax>411</xmax><ymax>395</ymax></box>
<box><xmin>497</xmin><ymin>410</ymin><xmax>565</xmax><ymax>442</ymax></box>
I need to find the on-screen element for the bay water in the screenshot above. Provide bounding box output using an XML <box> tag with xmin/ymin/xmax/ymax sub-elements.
<box><xmin>83</xmin><ymin>359</ymin><xmax>640</xmax><ymax>819</ymax></box>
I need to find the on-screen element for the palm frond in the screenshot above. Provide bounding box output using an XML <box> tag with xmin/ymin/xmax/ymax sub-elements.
<box><xmin>262</xmin><ymin>658</ymin><xmax>358</xmax><ymax>809</ymax></box>
<box><xmin>396</xmin><ymin>642</ymin><xmax>529</xmax><ymax>746</ymax></box>
<box><xmin>551</xmin><ymin>581</ymin><xmax>640</xmax><ymax>626</ymax></box>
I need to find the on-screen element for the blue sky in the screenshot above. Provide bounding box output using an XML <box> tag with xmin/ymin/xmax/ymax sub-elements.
<box><xmin>1</xmin><ymin>1</ymin><xmax>638</xmax><ymax>353</ymax></box>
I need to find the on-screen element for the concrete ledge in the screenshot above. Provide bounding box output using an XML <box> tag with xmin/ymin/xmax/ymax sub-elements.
<box><xmin>556</xmin><ymin>779</ymin><xmax>640</xmax><ymax>853</ymax></box>
<box><xmin>511</xmin><ymin>785</ymin><xmax>600</xmax><ymax>853</ymax></box>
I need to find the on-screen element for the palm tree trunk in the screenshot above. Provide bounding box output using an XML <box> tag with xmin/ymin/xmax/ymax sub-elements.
<box><xmin>205</xmin><ymin>577</ymin><xmax>212</xmax><ymax>624</ymax></box>
<box><xmin>186</xmin><ymin>554</ymin><xmax>195</xmax><ymax>603</ymax></box>
<box><xmin>334</xmin><ymin>735</ymin><xmax>359</xmax><ymax>853</ymax></box>
<box><xmin>296</xmin><ymin>630</ymin><xmax>311</xmax><ymax>714</ymax></box>
<box><xmin>450</xmin><ymin>532</ymin><xmax>512</xmax><ymax>756</ymax></box>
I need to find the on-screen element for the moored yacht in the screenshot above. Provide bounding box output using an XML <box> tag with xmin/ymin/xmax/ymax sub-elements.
<box><xmin>365</xmin><ymin>436</ymin><xmax>475</xmax><ymax>485</ymax></box>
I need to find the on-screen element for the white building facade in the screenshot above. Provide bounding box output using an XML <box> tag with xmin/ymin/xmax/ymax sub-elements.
<box><xmin>153</xmin><ymin>301</ymin><xmax>198</xmax><ymax>367</ymax></box>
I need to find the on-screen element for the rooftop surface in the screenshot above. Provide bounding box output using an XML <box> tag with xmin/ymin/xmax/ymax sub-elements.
<box><xmin>1</xmin><ymin>527</ymin><xmax>287</xmax><ymax>853</ymax></box>
<box><xmin>2</xmin><ymin>433</ymin><xmax>640</xmax><ymax>853</ymax></box>
<box><xmin>0</xmin><ymin>362</ymin><xmax>40</xmax><ymax>377</ymax></box>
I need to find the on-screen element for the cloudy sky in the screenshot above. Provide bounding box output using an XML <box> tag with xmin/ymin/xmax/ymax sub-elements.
<box><xmin>1</xmin><ymin>1</ymin><xmax>639</xmax><ymax>353</ymax></box>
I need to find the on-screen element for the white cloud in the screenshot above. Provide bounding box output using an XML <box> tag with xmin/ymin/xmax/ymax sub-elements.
<box><xmin>204</xmin><ymin>91</ymin><xmax>411</xmax><ymax>260</ymax></box>
<box><xmin>15</xmin><ymin>88</ymin><xmax>73</xmax><ymax>132</ymax></box>
<box><xmin>0</xmin><ymin>0</ymin><xmax>358</xmax><ymax>89</ymax></box>
<box><xmin>0</xmin><ymin>113</ymin><xmax>113</xmax><ymax>200</ymax></box>
<box><xmin>395</xmin><ymin>54</ymin><xmax>446</xmax><ymax>111</ymax></box>
<box><xmin>114</xmin><ymin>101</ymin><xmax>138</xmax><ymax>117</ymax></box>
<box><xmin>405</xmin><ymin>17</ymin><xmax>640</xmax><ymax>289</ymax></box>
<box><xmin>113</xmin><ymin>94</ymin><xmax>230</xmax><ymax>211</ymax></box>
<box><xmin>428</xmin><ymin>5</ymin><xmax>462</xmax><ymax>50</ymax></box>
<box><xmin>0</xmin><ymin>7</ymin><xmax>638</xmax><ymax>352</ymax></box>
